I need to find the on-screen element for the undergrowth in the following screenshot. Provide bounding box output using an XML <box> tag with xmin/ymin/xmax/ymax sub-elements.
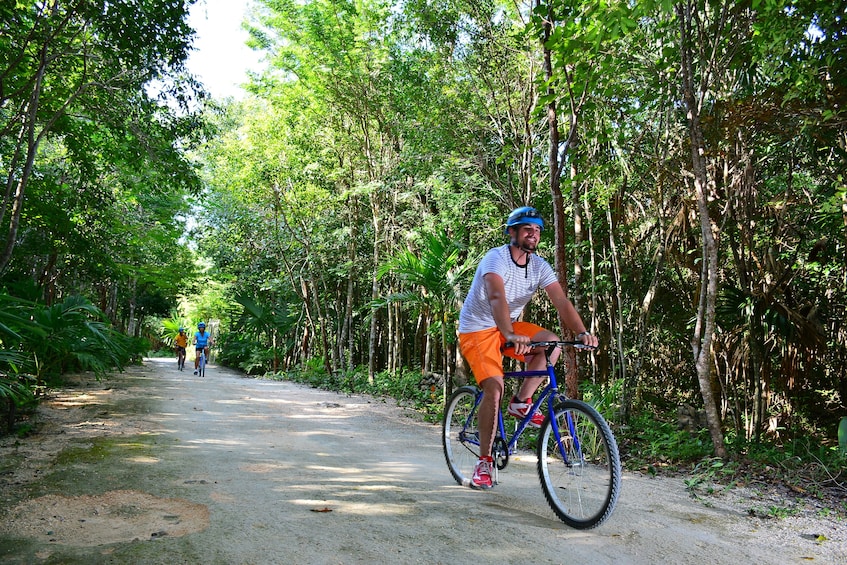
<box><xmin>615</xmin><ymin>404</ymin><xmax>847</xmax><ymax>519</ymax></box>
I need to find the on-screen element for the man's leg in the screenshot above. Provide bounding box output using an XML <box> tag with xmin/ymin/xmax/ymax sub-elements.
<box><xmin>471</xmin><ymin>375</ymin><xmax>504</xmax><ymax>489</ymax></box>
<box><xmin>478</xmin><ymin>376</ymin><xmax>504</xmax><ymax>459</ymax></box>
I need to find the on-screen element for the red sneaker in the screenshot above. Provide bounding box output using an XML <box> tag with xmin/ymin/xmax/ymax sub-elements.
<box><xmin>507</xmin><ymin>398</ymin><xmax>545</xmax><ymax>427</ymax></box>
<box><xmin>471</xmin><ymin>456</ymin><xmax>495</xmax><ymax>489</ymax></box>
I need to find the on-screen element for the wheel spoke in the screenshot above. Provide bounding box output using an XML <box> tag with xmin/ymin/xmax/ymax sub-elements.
<box><xmin>537</xmin><ymin>400</ymin><xmax>621</xmax><ymax>529</ymax></box>
<box><xmin>443</xmin><ymin>387</ymin><xmax>481</xmax><ymax>486</ymax></box>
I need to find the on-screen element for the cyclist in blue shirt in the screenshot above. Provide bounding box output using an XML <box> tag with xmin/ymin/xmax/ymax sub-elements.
<box><xmin>193</xmin><ymin>322</ymin><xmax>212</xmax><ymax>376</ymax></box>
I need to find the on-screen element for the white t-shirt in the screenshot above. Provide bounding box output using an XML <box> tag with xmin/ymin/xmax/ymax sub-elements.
<box><xmin>458</xmin><ymin>245</ymin><xmax>558</xmax><ymax>333</ymax></box>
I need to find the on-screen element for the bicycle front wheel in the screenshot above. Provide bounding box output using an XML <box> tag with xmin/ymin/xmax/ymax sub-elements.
<box><xmin>442</xmin><ymin>386</ymin><xmax>481</xmax><ymax>486</ymax></box>
<box><xmin>537</xmin><ymin>399</ymin><xmax>621</xmax><ymax>529</ymax></box>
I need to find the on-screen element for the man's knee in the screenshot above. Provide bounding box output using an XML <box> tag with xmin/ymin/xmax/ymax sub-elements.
<box><xmin>533</xmin><ymin>329</ymin><xmax>559</xmax><ymax>341</ymax></box>
<box><xmin>481</xmin><ymin>376</ymin><xmax>504</xmax><ymax>400</ymax></box>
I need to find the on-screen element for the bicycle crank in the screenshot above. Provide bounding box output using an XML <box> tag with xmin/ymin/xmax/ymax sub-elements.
<box><xmin>492</xmin><ymin>437</ymin><xmax>509</xmax><ymax>470</ymax></box>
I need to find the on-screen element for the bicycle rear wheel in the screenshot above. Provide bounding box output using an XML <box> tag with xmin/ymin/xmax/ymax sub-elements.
<box><xmin>442</xmin><ymin>386</ymin><xmax>481</xmax><ymax>486</ymax></box>
<box><xmin>537</xmin><ymin>399</ymin><xmax>621</xmax><ymax>529</ymax></box>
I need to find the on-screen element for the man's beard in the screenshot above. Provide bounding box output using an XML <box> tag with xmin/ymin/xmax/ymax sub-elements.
<box><xmin>519</xmin><ymin>240</ymin><xmax>537</xmax><ymax>253</ymax></box>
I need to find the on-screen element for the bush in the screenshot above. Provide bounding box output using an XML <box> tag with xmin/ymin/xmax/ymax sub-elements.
<box><xmin>0</xmin><ymin>292</ymin><xmax>141</xmax><ymax>432</ymax></box>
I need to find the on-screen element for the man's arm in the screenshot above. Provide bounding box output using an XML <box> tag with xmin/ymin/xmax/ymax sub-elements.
<box><xmin>544</xmin><ymin>282</ymin><xmax>599</xmax><ymax>347</ymax></box>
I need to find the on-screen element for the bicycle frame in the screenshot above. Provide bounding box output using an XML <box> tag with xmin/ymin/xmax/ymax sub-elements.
<box><xmin>498</xmin><ymin>342</ymin><xmax>583</xmax><ymax>462</ymax></box>
<box><xmin>459</xmin><ymin>341</ymin><xmax>585</xmax><ymax>464</ymax></box>
<box><xmin>444</xmin><ymin>339</ymin><xmax>621</xmax><ymax>528</ymax></box>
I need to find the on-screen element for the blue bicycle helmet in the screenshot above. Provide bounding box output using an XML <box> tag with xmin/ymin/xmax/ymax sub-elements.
<box><xmin>505</xmin><ymin>206</ymin><xmax>544</xmax><ymax>234</ymax></box>
<box><xmin>178</xmin><ymin>327</ymin><xmax>185</xmax><ymax>332</ymax></box>
<box><xmin>197</xmin><ymin>322</ymin><xmax>206</xmax><ymax>329</ymax></box>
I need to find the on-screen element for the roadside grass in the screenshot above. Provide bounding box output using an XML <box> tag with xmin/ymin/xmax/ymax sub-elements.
<box><xmin>617</xmin><ymin>406</ymin><xmax>847</xmax><ymax>520</ymax></box>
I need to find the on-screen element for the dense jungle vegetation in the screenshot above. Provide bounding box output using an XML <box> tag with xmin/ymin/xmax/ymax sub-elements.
<box><xmin>1</xmin><ymin>1</ymin><xmax>845</xmax><ymax>498</ymax></box>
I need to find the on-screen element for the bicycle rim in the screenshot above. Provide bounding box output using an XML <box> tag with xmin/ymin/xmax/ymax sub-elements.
<box><xmin>537</xmin><ymin>400</ymin><xmax>621</xmax><ymax>529</ymax></box>
<box><xmin>442</xmin><ymin>386</ymin><xmax>481</xmax><ymax>486</ymax></box>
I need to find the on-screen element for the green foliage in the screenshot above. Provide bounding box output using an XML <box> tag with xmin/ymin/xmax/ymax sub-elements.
<box><xmin>0</xmin><ymin>0</ymin><xmax>203</xmax><ymax>340</ymax></box>
<box><xmin>618</xmin><ymin>409</ymin><xmax>714</xmax><ymax>472</ymax></box>
<box><xmin>0</xmin><ymin>292</ymin><xmax>136</xmax><ymax>376</ymax></box>
<box><xmin>377</xmin><ymin>231</ymin><xmax>475</xmax><ymax>377</ymax></box>
<box><xmin>161</xmin><ymin>315</ymin><xmax>193</xmax><ymax>347</ymax></box>
<box><xmin>0</xmin><ymin>290</ymin><xmax>143</xmax><ymax>433</ymax></box>
<box><xmin>580</xmin><ymin>378</ymin><xmax>623</xmax><ymax>424</ymax></box>
<box><xmin>26</xmin><ymin>296</ymin><xmax>132</xmax><ymax>383</ymax></box>
<box><xmin>216</xmin><ymin>333</ymin><xmax>277</xmax><ymax>376</ymax></box>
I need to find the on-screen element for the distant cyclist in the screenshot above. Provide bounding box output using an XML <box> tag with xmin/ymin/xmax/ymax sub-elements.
<box><xmin>193</xmin><ymin>322</ymin><xmax>212</xmax><ymax>376</ymax></box>
<box><xmin>175</xmin><ymin>327</ymin><xmax>188</xmax><ymax>370</ymax></box>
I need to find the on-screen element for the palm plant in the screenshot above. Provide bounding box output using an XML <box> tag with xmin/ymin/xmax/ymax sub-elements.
<box><xmin>234</xmin><ymin>294</ymin><xmax>298</xmax><ymax>373</ymax></box>
<box><xmin>1</xmin><ymin>293</ymin><xmax>40</xmax><ymax>431</ymax></box>
<box><xmin>716</xmin><ymin>285</ymin><xmax>826</xmax><ymax>442</ymax></box>
<box><xmin>28</xmin><ymin>295</ymin><xmax>133</xmax><ymax>383</ymax></box>
<box><xmin>378</xmin><ymin>231</ymin><xmax>475</xmax><ymax>399</ymax></box>
<box><xmin>161</xmin><ymin>315</ymin><xmax>192</xmax><ymax>346</ymax></box>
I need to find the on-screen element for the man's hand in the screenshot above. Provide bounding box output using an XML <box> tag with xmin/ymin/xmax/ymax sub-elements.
<box><xmin>577</xmin><ymin>331</ymin><xmax>599</xmax><ymax>349</ymax></box>
<box><xmin>504</xmin><ymin>332</ymin><xmax>532</xmax><ymax>355</ymax></box>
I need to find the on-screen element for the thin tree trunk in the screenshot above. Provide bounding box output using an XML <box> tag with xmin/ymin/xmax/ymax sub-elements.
<box><xmin>538</xmin><ymin>1</ymin><xmax>589</xmax><ymax>399</ymax></box>
<box><xmin>677</xmin><ymin>1</ymin><xmax>727</xmax><ymax>458</ymax></box>
<box><xmin>606</xmin><ymin>205</ymin><xmax>627</xmax><ymax>398</ymax></box>
<box><xmin>0</xmin><ymin>32</ymin><xmax>89</xmax><ymax>273</ymax></box>
<box><xmin>0</xmin><ymin>51</ymin><xmax>45</xmax><ymax>273</ymax></box>
<box><xmin>368</xmin><ymin>192</ymin><xmax>381</xmax><ymax>384</ymax></box>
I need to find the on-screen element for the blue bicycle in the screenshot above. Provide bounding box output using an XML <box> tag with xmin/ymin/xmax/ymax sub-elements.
<box><xmin>442</xmin><ymin>340</ymin><xmax>621</xmax><ymax>529</ymax></box>
<box><xmin>196</xmin><ymin>349</ymin><xmax>207</xmax><ymax>378</ymax></box>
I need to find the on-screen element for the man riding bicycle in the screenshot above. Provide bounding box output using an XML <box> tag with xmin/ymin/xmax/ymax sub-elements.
<box><xmin>175</xmin><ymin>327</ymin><xmax>188</xmax><ymax>370</ymax></box>
<box><xmin>193</xmin><ymin>322</ymin><xmax>212</xmax><ymax>376</ymax></box>
<box><xmin>457</xmin><ymin>206</ymin><xmax>598</xmax><ymax>489</ymax></box>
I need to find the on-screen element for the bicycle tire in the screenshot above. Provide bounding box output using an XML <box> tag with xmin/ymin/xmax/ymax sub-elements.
<box><xmin>199</xmin><ymin>353</ymin><xmax>206</xmax><ymax>378</ymax></box>
<box><xmin>442</xmin><ymin>386</ymin><xmax>481</xmax><ymax>486</ymax></box>
<box><xmin>537</xmin><ymin>399</ymin><xmax>621</xmax><ymax>529</ymax></box>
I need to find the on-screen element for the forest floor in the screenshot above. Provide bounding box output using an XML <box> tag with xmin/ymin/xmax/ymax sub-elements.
<box><xmin>0</xmin><ymin>359</ymin><xmax>845</xmax><ymax>564</ymax></box>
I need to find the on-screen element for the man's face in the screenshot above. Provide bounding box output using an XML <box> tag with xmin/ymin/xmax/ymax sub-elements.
<box><xmin>512</xmin><ymin>224</ymin><xmax>541</xmax><ymax>252</ymax></box>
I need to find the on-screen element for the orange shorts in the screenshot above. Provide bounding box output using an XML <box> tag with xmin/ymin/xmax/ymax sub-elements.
<box><xmin>459</xmin><ymin>322</ymin><xmax>546</xmax><ymax>385</ymax></box>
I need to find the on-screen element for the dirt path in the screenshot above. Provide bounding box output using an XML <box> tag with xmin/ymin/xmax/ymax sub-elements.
<box><xmin>1</xmin><ymin>359</ymin><xmax>845</xmax><ymax>564</ymax></box>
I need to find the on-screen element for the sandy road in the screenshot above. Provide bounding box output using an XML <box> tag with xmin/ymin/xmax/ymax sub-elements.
<box><xmin>1</xmin><ymin>358</ymin><xmax>844</xmax><ymax>564</ymax></box>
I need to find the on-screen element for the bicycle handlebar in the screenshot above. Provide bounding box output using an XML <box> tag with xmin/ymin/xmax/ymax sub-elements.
<box><xmin>502</xmin><ymin>340</ymin><xmax>597</xmax><ymax>351</ymax></box>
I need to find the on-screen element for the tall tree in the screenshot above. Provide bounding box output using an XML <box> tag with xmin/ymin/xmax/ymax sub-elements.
<box><xmin>675</xmin><ymin>0</ymin><xmax>727</xmax><ymax>457</ymax></box>
<box><xmin>0</xmin><ymin>0</ymin><xmax>199</xmax><ymax>273</ymax></box>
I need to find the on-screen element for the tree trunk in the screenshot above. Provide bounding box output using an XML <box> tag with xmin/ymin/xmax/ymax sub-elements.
<box><xmin>367</xmin><ymin>192</ymin><xmax>381</xmax><ymax>384</ymax></box>
<box><xmin>606</xmin><ymin>205</ymin><xmax>627</xmax><ymax>400</ymax></box>
<box><xmin>677</xmin><ymin>1</ymin><xmax>727</xmax><ymax>458</ymax></box>
<box><xmin>538</xmin><ymin>0</ymin><xmax>588</xmax><ymax>399</ymax></box>
<box><xmin>0</xmin><ymin>45</ymin><xmax>46</xmax><ymax>274</ymax></box>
